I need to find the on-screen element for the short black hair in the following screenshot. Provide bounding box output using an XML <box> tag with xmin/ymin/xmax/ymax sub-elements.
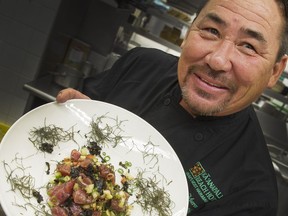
<box><xmin>275</xmin><ymin>0</ymin><xmax>288</xmax><ymax>61</ymax></box>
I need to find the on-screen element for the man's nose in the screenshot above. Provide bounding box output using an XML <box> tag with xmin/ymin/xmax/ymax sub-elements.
<box><xmin>205</xmin><ymin>40</ymin><xmax>234</xmax><ymax>72</ymax></box>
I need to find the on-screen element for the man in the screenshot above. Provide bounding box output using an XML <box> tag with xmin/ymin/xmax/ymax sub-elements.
<box><xmin>57</xmin><ymin>0</ymin><xmax>288</xmax><ymax>215</ymax></box>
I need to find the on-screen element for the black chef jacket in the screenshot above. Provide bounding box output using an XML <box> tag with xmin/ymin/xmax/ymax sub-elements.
<box><xmin>83</xmin><ymin>47</ymin><xmax>278</xmax><ymax>216</ymax></box>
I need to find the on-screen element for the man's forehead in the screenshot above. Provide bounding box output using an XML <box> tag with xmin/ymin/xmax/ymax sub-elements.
<box><xmin>198</xmin><ymin>0</ymin><xmax>283</xmax><ymax>33</ymax></box>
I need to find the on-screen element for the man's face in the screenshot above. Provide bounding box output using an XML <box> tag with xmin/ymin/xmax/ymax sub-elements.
<box><xmin>178</xmin><ymin>0</ymin><xmax>287</xmax><ymax>116</ymax></box>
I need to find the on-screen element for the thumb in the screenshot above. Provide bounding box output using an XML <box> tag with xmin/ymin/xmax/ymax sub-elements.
<box><xmin>56</xmin><ymin>88</ymin><xmax>90</xmax><ymax>103</ymax></box>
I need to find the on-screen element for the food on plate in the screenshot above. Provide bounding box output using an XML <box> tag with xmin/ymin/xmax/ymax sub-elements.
<box><xmin>47</xmin><ymin>145</ymin><xmax>133</xmax><ymax>216</ymax></box>
<box><xmin>2</xmin><ymin>114</ymin><xmax>176</xmax><ymax>216</ymax></box>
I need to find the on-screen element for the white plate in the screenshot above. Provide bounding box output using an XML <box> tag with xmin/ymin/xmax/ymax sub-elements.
<box><xmin>0</xmin><ymin>100</ymin><xmax>188</xmax><ymax>216</ymax></box>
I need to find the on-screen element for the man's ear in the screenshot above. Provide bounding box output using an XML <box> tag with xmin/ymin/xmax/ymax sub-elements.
<box><xmin>267</xmin><ymin>55</ymin><xmax>288</xmax><ymax>88</ymax></box>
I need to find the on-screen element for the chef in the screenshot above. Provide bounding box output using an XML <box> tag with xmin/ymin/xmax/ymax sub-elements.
<box><xmin>57</xmin><ymin>0</ymin><xmax>288</xmax><ymax>215</ymax></box>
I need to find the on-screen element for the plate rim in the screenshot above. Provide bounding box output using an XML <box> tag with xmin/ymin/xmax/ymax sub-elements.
<box><xmin>0</xmin><ymin>99</ymin><xmax>189</xmax><ymax>215</ymax></box>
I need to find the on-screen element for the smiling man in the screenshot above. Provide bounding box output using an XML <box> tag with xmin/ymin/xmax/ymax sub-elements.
<box><xmin>178</xmin><ymin>0</ymin><xmax>287</xmax><ymax>117</ymax></box>
<box><xmin>57</xmin><ymin>0</ymin><xmax>288</xmax><ymax>215</ymax></box>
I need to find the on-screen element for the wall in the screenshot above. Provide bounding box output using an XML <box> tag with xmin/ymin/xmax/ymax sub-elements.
<box><xmin>0</xmin><ymin>0</ymin><xmax>60</xmax><ymax>125</ymax></box>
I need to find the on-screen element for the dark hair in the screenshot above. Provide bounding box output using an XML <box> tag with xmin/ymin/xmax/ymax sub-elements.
<box><xmin>275</xmin><ymin>0</ymin><xmax>288</xmax><ymax>61</ymax></box>
<box><xmin>195</xmin><ymin>0</ymin><xmax>288</xmax><ymax>62</ymax></box>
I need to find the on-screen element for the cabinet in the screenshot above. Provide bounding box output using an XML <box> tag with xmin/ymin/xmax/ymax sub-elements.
<box><xmin>37</xmin><ymin>0</ymin><xmax>132</xmax><ymax>77</ymax></box>
<box><xmin>114</xmin><ymin>1</ymin><xmax>195</xmax><ymax>56</ymax></box>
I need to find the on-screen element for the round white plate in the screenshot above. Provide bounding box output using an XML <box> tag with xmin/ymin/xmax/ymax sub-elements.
<box><xmin>0</xmin><ymin>100</ymin><xmax>188</xmax><ymax>216</ymax></box>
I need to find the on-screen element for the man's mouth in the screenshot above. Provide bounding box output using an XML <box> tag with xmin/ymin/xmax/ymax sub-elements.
<box><xmin>200</xmin><ymin>77</ymin><xmax>223</xmax><ymax>88</ymax></box>
<box><xmin>196</xmin><ymin>74</ymin><xmax>227</xmax><ymax>90</ymax></box>
<box><xmin>187</xmin><ymin>65</ymin><xmax>235</xmax><ymax>92</ymax></box>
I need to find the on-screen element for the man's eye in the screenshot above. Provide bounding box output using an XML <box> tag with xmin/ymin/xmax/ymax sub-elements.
<box><xmin>205</xmin><ymin>28</ymin><xmax>219</xmax><ymax>36</ymax></box>
<box><xmin>243</xmin><ymin>43</ymin><xmax>255</xmax><ymax>51</ymax></box>
<box><xmin>199</xmin><ymin>28</ymin><xmax>220</xmax><ymax>39</ymax></box>
<box><xmin>238</xmin><ymin>43</ymin><xmax>257</xmax><ymax>55</ymax></box>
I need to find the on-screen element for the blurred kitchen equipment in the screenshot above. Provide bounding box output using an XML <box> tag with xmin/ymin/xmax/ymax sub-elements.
<box><xmin>272</xmin><ymin>80</ymin><xmax>286</xmax><ymax>94</ymax></box>
<box><xmin>63</xmin><ymin>38</ymin><xmax>91</xmax><ymax>70</ymax></box>
<box><xmin>51</xmin><ymin>64</ymin><xmax>84</xmax><ymax>88</ymax></box>
<box><xmin>268</xmin><ymin>144</ymin><xmax>288</xmax><ymax>182</ymax></box>
<box><xmin>258</xmin><ymin>101</ymin><xmax>287</xmax><ymax>121</ymax></box>
<box><xmin>81</xmin><ymin>61</ymin><xmax>93</xmax><ymax>78</ymax></box>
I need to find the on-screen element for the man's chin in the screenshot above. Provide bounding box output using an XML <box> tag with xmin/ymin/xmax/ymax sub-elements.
<box><xmin>183</xmin><ymin>98</ymin><xmax>227</xmax><ymax>116</ymax></box>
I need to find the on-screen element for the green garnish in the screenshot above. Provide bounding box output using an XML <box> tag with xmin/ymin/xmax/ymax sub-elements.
<box><xmin>86</xmin><ymin>114</ymin><xmax>126</xmax><ymax>147</ymax></box>
<box><xmin>132</xmin><ymin>169</ymin><xmax>174</xmax><ymax>216</ymax></box>
<box><xmin>28</xmin><ymin>119</ymin><xmax>77</xmax><ymax>153</ymax></box>
<box><xmin>2</xmin><ymin>155</ymin><xmax>51</xmax><ymax>215</ymax></box>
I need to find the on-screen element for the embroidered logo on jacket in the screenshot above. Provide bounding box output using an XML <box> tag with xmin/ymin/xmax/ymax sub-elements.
<box><xmin>186</xmin><ymin>162</ymin><xmax>223</xmax><ymax>212</ymax></box>
<box><xmin>191</xmin><ymin>162</ymin><xmax>205</xmax><ymax>177</ymax></box>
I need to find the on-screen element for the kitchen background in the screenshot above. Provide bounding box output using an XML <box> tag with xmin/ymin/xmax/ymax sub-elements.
<box><xmin>1</xmin><ymin>0</ymin><xmax>288</xmax><ymax>126</ymax></box>
<box><xmin>0</xmin><ymin>0</ymin><xmax>192</xmax><ymax>126</ymax></box>
<box><xmin>0</xmin><ymin>0</ymin><xmax>288</xmax><ymax>215</ymax></box>
<box><xmin>0</xmin><ymin>0</ymin><xmax>60</xmax><ymax>125</ymax></box>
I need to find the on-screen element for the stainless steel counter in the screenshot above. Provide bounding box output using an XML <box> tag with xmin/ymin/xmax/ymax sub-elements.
<box><xmin>23</xmin><ymin>75</ymin><xmax>65</xmax><ymax>113</ymax></box>
<box><xmin>23</xmin><ymin>75</ymin><xmax>63</xmax><ymax>102</ymax></box>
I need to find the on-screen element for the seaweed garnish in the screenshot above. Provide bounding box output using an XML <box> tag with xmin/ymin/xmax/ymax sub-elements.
<box><xmin>28</xmin><ymin>118</ymin><xmax>79</xmax><ymax>153</ymax></box>
<box><xmin>131</xmin><ymin>168</ymin><xmax>175</xmax><ymax>216</ymax></box>
<box><xmin>142</xmin><ymin>139</ymin><xmax>162</xmax><ymax>169</ymax></box>
<box><xmin>86</xmin><ymin>114</ymin><xmax>128</xmax><ymax>147</ymax></box>
<box><xmin>128</xmin><ymin>138</ymin><xmax>163</xmax><ymax>169</ymax></box>
<box><xmin>2</xmin><ymin>154</ymin><xmax>51</xmax><ymax>215</ymax></box>
<box><xmin>45</xmin><ymin>162</ymin><xmax>50</xmax><ymax>175</ymax></box>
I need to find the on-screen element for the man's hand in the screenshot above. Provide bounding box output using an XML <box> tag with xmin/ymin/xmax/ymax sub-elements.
<box><xmin>56</xmin><ymin>88</ymin><xmax>90</xmax><ymax>103</ymax></box>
